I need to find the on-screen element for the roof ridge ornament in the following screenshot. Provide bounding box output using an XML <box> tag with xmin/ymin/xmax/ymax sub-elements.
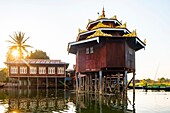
<box><xmin>123</xmin><ymin>29</ymin><xmax>137</xmax><ymax>37</ymax></box>
<box><xmin>87</xmin><ymin>30</ymin><xmax>112</xmax><ymax>39</ymax></box>
<box><xmin>116</xmin><ymin>22</ymin><xmax>127</xmax><ymax>28</ymax></box>
<box><xmin>78</xmin><ymin>28</ymin><xmax>86</xmax><ymax>33</ymax></box>
<box><xmin>91</xmin><ymin>22</ymin><xmax>111</xmax><ymax>30</ymax></box>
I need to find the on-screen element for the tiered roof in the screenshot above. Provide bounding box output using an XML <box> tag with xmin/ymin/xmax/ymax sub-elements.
<box><xmin>68</xmin><ymin>8</ymin><xmax>146</xmax><ymax>54</ymax></box>
<box><xmin>5</xmin><ymin>59</ymin><xmax>69</xmax><ymax>65</ymax></box>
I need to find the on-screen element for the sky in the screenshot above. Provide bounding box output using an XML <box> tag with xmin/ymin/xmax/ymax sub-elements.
<box><xmin>0</xmin><ymin>0</ymin><xmax>170</xmax><ymax>80</ymax></box>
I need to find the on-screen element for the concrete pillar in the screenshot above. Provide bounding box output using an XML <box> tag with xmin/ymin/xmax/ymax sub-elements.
<box><xmin>99</xmin><ymin>70</ymin><xmax>103</xmax><ymax>95</ymax></box>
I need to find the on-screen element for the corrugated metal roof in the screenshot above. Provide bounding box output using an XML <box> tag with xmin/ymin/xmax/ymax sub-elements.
<box><xmin>5</xmin><ymin>59</ymin><xmax>68</xmax><ymax>65</ymax></box>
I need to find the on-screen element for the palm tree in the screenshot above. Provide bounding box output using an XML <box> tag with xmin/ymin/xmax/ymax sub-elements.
<box><xmin>6</xmin><ymin>31</ymin><xmax>32</xmax><ymax>61</ymax></box>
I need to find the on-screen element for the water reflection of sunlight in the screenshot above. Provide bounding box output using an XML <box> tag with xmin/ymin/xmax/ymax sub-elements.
<box><xmin>0</xmin><ymin>105</ymin><xmax>5</xmax><ymax>113</ymax></box>
<box><xmin>52</xmin><ymin>102</ymin><xmax>76</xmax><ymax>113</ymax></box>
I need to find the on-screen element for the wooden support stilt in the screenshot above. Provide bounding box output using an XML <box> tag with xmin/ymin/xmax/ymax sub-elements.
<box><xmin>55</xmin><ymin>77</ymin><xmax>57</xmax><ymax>89</ymax></box>
<box><xmin>117</xmin><ymin>73</ymin><xmax>120</xmax><ymax>94</ymax></box>
<box><xmin>18</xmin><ymin>77</ymin><xmax>20</xmax><ymax>89</ymax></box>
<box><xmin>76</xmin><ymin>73</ymin><xmax>79</xmax><ymax>92</ymax></box>
<box><xmin>90</xmin><ymin>75</ymin><xmax>92</xmax><ymax>91</ymax></box>
<box><xmin>27</xmin><ymin>77</ymin><xmax>29</xmax><ymax>89</ymax></box>
<box><xmin>105</xmin><ymin>75</ymin><xmax>107</xmax><ymax>92</ymax></box>
<box><xmin>99</xmin><ymin>70</ymin><xmax>103</xmax><ymax>95</ymax></box>
<box><xmin>87</xmin><ymin>75</ymin><xmax>89</xmax><ymax>92</ymax></box>
<box><xmin>79</xmin><ymin>74</ymin><xmax>81</xmax><ymax>93</ymax></box>
<box><xmin>46</xmin><ymin>77</ymin><xmax>48</xmax><ymax>89</ymax></box>
<box><xmin>95</xmin><ymin>73</ymin><xmax>97</xmax><ymax>93</ymax></box>
<box><xmin>123</xmin><ymin>71</ymin><xmax>128</xmax><ymax>111</ymax></box>
<box><xmin>37</xmin><ymin>77</ymin><xmax>39</xmax><ymax>89</ymax></box>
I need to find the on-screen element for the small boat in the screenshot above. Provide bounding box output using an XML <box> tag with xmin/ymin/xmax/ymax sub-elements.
<box><xmin>128</xmin><ymin>85</ymin><xmax>170</xmax><ymax>91</ymax></box>
<box><xmin>128</xmin><ymin>86</ymin><xmax>143</xmax><ymax>89</ymax></box>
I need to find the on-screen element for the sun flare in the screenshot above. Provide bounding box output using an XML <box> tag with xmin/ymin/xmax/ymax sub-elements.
<box><xmin>12</xmin><ymin>50</ymin><xmax>19</xmax><ymax>58</ymax></box>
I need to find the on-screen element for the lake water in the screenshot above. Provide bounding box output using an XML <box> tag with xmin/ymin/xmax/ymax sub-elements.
<box><xmin>0</xmin><ymin>88</ymin><xmax>170</xmax><ymax>113</ymax></box>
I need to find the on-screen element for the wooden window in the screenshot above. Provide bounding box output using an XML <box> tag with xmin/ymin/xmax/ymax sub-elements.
<box><xmin>20</xmin><ymin>66</ymin><xmax>27</xmax><ymax>74</ymax></box>
<box><xmin>48</xmin><ymin>67</ymin><xmax>55</xmax><ymax>74</ymax></box>
<box><xmin>86</xmin><ymin>48</ymin><xmax>89</xmax><ymax>54</ymax></box>
<box><xmin>39</xmin><ymin>67</ymin><xmax>46</xmax><ymax>74</ymax></box>
<box><xmin>57</xmin><ymin>67</ymin><xmax>64</xmax><ymax>74</ymax></box>
<box><xmin>11</xmin><ymin>66</ymin><xmax>18</xmax><ymax>74</ymax></box>
<box><xmin>30</xmin><ymin>67</ymin><xmax>37</xmax><ymax>74</ymax></box>
<box><xmin>90</xmin><ymin>47</ymin><xmax>94</xmax><ymax>53</ymax></box>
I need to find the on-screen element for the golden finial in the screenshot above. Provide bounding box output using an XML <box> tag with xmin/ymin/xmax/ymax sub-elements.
<box><xmin>113</xmin><ymin>15</ymin><xmax>117</xmax><ymax>19</ymax></box>
<box><xmin>78</xmin><ymin>28</ymin><xmax>86</xmax><ymax>33</ymax></box>
<box><xmin>133</xmin><ymin>29</ymin><xmax>137</xmax><ymax>36</ymax></box>
<box><xmin>88</xmin><ymin>19</ymin><xmax>92</xmax><ymax>23</ymax></box>
<box><xmin>102</xmin><ymin>7</ymin><xmax>105</xmax><ymax>18</ymax></box>
<box><xmin>78</xmin><ymin>28</ymin><xmax>81</xmax><ymax>33</ymax></box>
<box><xmin>123</xmin><ymin>22</ymin><xmax>127</xmax><ymax>28</ymax></box>
<box><xmin>144</xmin><ymin>38</ymin><xmax>146</xmax><ymax>44</ymax></box>
<box><xmin>98</xmin><ymin>7</ymin><xmax>106</xmax><ymax>19</ymax></box>
<box><xmin>120</xmin><ymin>20</ymin><xmax>122</xmax><ymax>24</ymax></box>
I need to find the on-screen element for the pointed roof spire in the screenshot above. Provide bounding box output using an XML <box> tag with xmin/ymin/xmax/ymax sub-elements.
<box><xmin>102</xmin><ymin>6</ymin><xmax>105</xmax><ymax>18</ymax></box>
<box><xmin>98</xmin><ymin>6</ymin><xmax>106</xmax><ymax>19</ymax></box>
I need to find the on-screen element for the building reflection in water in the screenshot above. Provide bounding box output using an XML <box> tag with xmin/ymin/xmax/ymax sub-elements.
<box><xmin>3</xmin><ymin>88</ymin><xmax>135</xmax><ymax>113</ymax></box>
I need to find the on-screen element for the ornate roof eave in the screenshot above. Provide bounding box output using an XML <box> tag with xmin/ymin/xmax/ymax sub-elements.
<box><xmin>80</xmin><ymin>27</ymin><xmax>130</xmax><ymax>36</ymax></box>
<box><xmin>76</xmin><ymin>27</ymin><xmax>131</xmax><ymax>41</ymax></box>
<box><xmin>87</xmin><ymin>30</ymin><xmax>112</xmax><ymax>39</ymax></box>
<box><xmin>68</xmin><ymin>37</ymin><xmax>100</xmax><ymax>54</ymax></box>
<box><xmin>86</xmin><ymin>18</ymin><xmax>122</xmax><ymax>30</ymax></box>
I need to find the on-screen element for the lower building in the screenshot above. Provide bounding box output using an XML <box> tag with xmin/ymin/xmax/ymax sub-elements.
<box><xmin>5</xmin><ymin>59</ymin><xmax>69</xmax><ymax>88</ymax></box>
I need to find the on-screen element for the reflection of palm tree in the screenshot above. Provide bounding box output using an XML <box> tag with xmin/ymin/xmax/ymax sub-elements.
<box><xmin>7</xmin><ymin>31</ymin><xmax>32</xmax><ymax>60</ymax></box>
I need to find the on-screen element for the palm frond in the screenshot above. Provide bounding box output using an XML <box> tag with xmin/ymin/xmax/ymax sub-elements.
<box><xmin>9</xmin><ymin>35</ymin><xmax>17</xmax><ymax>43</ymax></box>
<box><xmin>22</xmin><ymin>44</ymin><xmax>33</xmax><ymax>48</ymax></box>
<box><xmin>6</xmin><ymin>40</ymin><xmax>16</xmax><ymax>45</ymax></box>
<box><xmin>22</xmin><ymin>37</ymin><xmax>30</xmax><ymax>44</ymax></box>
<box><xmin>22</xmin><ymin>46</ymin><xmax>28</xmax><ymax>53</ymax></box>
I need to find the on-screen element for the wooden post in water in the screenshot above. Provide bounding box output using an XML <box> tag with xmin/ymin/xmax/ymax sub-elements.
<box><xmin>90</xmin><ymin>75</ymin><xmax>92</xmax><ymax>92</ymax></box>
<box><xmin>46</xmin><ymin>77</ymin><xmax>48</xmax><ymax>89</ymax></box>
<box><xmin>55</xmin><ymin>77</ymin><xmax>57</xmax><ymax>89</ymax></box>
<box><xmin>124</xmin><ymin>71</ymin><xmax>128</xmax><ymax>111</ymax></box>
<box><xmin>95</xmin><ymin>73</ymin><xmax>97</xmax><ymax>93</ymax></box>
<box><xmin>117</xmin><ymin>73</ymin><xmax>120</xmax><ymax>94</ymax></box>
<box><xmin>27</xmin><ymin>77</ymin><xmax>29</xmax><ymax>89</ymax></box>
<box><xmin>99</xmin><ymin>70</ymin><xmax>103</xmax><ymax>95</ymax></box>
<box><xmin>87</xmin><ymin>75</ymin><xmax>89</xmax><ymax>92</ymax></box>
<box><xmin>18</xmin><ymin>77</ymin><xmax>20</xmax><ymax>89</ymax></box>
<box><xmin>79</xmin><ymin>74</ymin><xmax>81</xmax><ymax>93</ymax></box>
<box><xmin>37</xmin><ymin>77</ymin><xmax>39</xmax><ymax>89</ymax></box>
<box><xmin>76</xmin><ymin>73</ymin><xmax>79</xmax><ymax>92</ymax></box>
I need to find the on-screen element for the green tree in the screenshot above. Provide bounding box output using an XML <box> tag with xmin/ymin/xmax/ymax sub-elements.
<box><xmin>26</xmin><ymin>50</ymin><xmax>50</xmax><ymax>59</ymax></box>
<box><xmin>158</xmin><ymin>77</ymin><xmax>166</xmax><ymax>83</ymax></box>
<box><xmin>0</xmin><ymin>68</ymin><xmax>8</xmax><ymax>82</ymax></box>
<box><xmin>6</xmin><ymin>31</ymin><xmax>32</xmax><ymax>61</ymax></box>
